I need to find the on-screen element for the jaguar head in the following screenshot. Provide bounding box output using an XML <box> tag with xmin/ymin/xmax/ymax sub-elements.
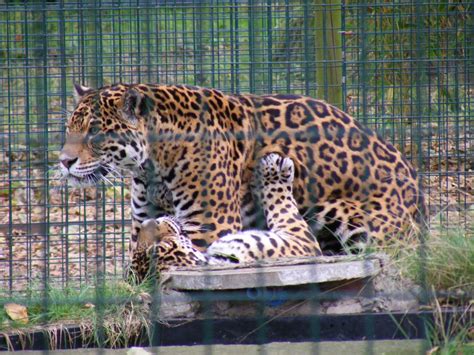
<box><xmin>59</xmin><ymin>83</ymin><xmax>149</xmax><ymax>187</ymax></box>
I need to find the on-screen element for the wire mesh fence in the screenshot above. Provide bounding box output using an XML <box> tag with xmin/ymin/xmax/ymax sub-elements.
<box><xmin>0</xmin><ymin>0</ymin><xmax>472</xmax><ymax>350</ymax></box>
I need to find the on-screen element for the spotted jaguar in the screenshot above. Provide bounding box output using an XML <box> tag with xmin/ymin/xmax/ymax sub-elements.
<box><xmin>59</xmin><ymin>83</ymin><xmax>424</xmax><ymax>259</ymax></box>
<box><xmin>130</xmin><ymin>154</ymin><xmax>321</xmax><ymax>280</ymax></box>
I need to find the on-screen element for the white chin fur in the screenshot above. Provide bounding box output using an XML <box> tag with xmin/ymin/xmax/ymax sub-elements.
<box><xmin>61</xmin><ymin>169</ymin><xmax>100</xmax><ymax>188</ymax></box>
<box><xmin>66</xmin><ymin>175</ymin><xmax>96</xmax><ymax>188</ymax></box>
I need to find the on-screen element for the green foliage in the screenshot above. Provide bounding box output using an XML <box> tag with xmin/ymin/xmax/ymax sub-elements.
<box><xmin>384</xmin><ymin>217</ymin><xmax>473</xmax><ymax>353</ymax></box>
<box><xmin>413</xmin><ymin>230</ymin><xmax>473</xmax><ymax>292</ymax></box>
<box><xmin>390</xmin><ymin>220</ymin><xmax>474</xmax><ymax>293</ymax></box>
<box><xmin>424</xmin><ymin>294</ymin><xmax>473</xmax><ymax>354</ymax></box>
<box><xmin>0</xmin><ymin>278</ymin><xmax>153</xmax><ymax>333</ymax></box>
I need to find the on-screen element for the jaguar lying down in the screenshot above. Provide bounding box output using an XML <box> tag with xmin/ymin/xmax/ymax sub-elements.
<box><xmin>59</xmin><ymin>83</ymin><xmax>424</xmax><ymax>269</ymax></box>
<box><xmin>130</xmin><ymin>154</ymin><xmax>321</xmax><ymax>280</ymax></box>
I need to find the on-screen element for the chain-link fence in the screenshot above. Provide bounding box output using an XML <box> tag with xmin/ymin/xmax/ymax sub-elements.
<box><xmin>0</xmin><ymin>0</ymin><xmax>472</xmax><ymax>350</ymax></box>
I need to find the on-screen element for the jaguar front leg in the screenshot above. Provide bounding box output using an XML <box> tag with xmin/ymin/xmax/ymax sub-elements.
<box><xmin>156</xmin><ymin>142</ymin><xmax>246</xmax><ymax>250</ymax></box>
<box><xmin>129</xmin><ymin>174</ymin><xmax>173</xmax><ymax>254</ymax></box>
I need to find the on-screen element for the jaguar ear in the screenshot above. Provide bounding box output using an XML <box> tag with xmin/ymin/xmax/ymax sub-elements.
<box><xmin>121</xmin><ymin>88</ymin><xmax>144</xmax><ymax>125</ymax></box>
<box><xmin>73</xmin><ymin>83</ymin><xmax>93</xmax><ymax>103</ymax></box>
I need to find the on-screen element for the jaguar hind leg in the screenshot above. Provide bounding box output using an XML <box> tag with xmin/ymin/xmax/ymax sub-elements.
<box><xmin>256</xmin><ymin>154</ymin><xmax>321</xmax><ymax>250</ymax></box>
<box><xmin>305</xmin><ymin>199</ymin><xmax>369</xmax><ymax>254</ymax></box>
<box><xmin>306</xmin><ymin>197</ymin><xmax>411</xmax><ymax>254</ymax></box>
<box><xmin>206</xmin><ymin>153</ymin><xmax>322</xmax><ymax>261</ymax></box>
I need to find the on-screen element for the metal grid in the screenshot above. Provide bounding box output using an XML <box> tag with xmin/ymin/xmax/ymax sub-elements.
<box><xmin>343</xmin><ymin>1</ymin><xmax>473</xmax><ymax>227</ymax></box>
<box><xmin>0</xmin><ymin>0</ymin><xmax>472</xmax><ymax>295</ymax></box>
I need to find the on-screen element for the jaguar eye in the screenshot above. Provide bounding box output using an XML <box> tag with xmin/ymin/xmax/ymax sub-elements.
<box><xmin>89</xmin><ymin>126</ymin><xmax>100</xmax><ymax>135</ymax></box>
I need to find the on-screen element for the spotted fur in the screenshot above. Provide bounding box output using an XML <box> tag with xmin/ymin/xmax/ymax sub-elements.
<box><xmin>129</xmin><ymin>216</ymin><xmax>207</xmax><ymax>281</ymax></box>
<box><xmin>60</xmin><ymin>83</ymin><xmax>424</xmax><ymax>259</ymax></box>
<box><xmin>130</xmin><ymin>154</ymin><xmax>321</xmax><ymax>280</ymax></box>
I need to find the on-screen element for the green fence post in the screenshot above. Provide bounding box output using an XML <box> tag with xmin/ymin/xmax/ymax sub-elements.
<box><xmin>83</xmin><ymin>0</ymin><xmax>103</xmax><ymax>87</ymax></box>
<box><xmin>193</xmin><ymin>0</ymin><xmax>208</xmax><ymax>86</ymax></box>
<box><xmin>314</xmin><ymin>0</ymin><xmax>342</xmax><ymax>107</ymax></box>
<box><xmin>248</xmin><ymin>0</ymin><xmax>267</xmax><ymax>93</ymax></box>
<box><xmin>30</xmin><ymin>0</ymin><xmax>50</xmax><ymax>333</ymax></box>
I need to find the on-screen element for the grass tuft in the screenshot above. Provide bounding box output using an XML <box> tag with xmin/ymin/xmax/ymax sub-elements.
<box><xmin>0</xmin><ymin>278</ymin><xmax>155</xmax><ymax>350</ymax></box>
<box><xmin>381</xmin><ymin>213</ymin><xmax>473</xmax><ymax>354</ymax></box>
<box><xmin>397</xmin><ymin>226</ymin><xmax>474</xmax><ymax>293</ymax></box>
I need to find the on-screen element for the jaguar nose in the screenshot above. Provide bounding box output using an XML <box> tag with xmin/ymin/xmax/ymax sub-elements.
<box><xmin>60</xmin><ymin>157</ymin><xmax>78</xmax><ymax>170</ymax></box>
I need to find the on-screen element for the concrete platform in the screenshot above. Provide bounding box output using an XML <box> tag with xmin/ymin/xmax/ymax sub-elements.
<box><xmin>162</xmin><ymin>255</ymin><xmax>382</xmax><ymax>291</ymax></box>
<box><xmin>152</xmin><ymin>254</ymin><xmax>420</xmax><ymax>320</ymax></box>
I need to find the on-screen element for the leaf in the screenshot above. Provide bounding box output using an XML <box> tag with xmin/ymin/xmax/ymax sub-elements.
<box><xmin>4</xmin><ymin>303</ymin><xmax>29</xmax><ymax>324</ymax></box>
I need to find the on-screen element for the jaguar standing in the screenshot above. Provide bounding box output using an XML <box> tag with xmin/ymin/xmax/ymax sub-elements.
<box><xmin>59</xmin><ymin>83</ymin><xmax>424</xmax><ymax>261</ymax></box>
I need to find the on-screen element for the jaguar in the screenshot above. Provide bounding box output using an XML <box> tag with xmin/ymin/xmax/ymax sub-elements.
<box><xmin>59</xmin><ymin>83</ymin><xmax>424</xmax><ymax>258</ymax></box>
<box><xmin>130</xmin><ymin>154</ymin><xmax>320</xmax><ymax>281</ymax></box>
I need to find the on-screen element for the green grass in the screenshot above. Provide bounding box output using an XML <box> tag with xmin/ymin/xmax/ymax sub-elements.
<box><xmin>398</xmin><ymin>227</ymin><xmax>474</xmax><ymax>293</ymax></box>
<box><xmin>382</xmin><ymin>219</ymin><xmax>473</xmax><ymax>354</ymax></box>
<box><xmin>424</xmin><ymin>293</ymin><xmax>473</xmax><ymax>355</ymax></box>
<box><xmin>0</xmin><ymin>278</ymin><xmax>156</xmax><ymax>349</ymax></box>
